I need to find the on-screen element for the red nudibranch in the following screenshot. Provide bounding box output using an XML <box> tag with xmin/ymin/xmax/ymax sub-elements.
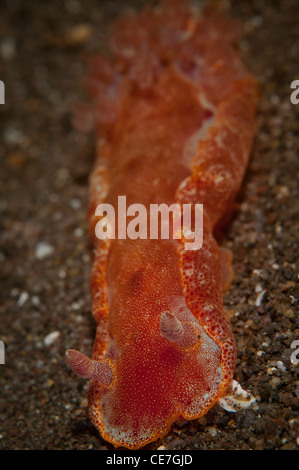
<box><xmin>66</xmin><ymin>0</ymin><xmax>259</xmax><ymax>449</ymax></box>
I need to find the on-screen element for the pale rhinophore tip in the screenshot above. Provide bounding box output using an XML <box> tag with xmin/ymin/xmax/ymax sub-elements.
<box><xmin>160</xmin><ymin>311</ymin><xmax>199</xmax><ymax>349</ymax></box>
<box><xmin>65</xmin><ymin>349</ymin><xmax>114</xmax><ymax>387</ymax></box>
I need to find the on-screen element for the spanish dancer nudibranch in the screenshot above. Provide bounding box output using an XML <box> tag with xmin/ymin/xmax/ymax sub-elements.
<box><xmin>66</xmin><ymin>0</ymin><xmax>259</xmax><ymax>449</ymax></box>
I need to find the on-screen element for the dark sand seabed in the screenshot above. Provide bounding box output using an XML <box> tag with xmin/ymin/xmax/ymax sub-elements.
<box><xmin>0</xmin><ymin>0</ymin><xmax>298</xmax><ymax>450</ymax></box>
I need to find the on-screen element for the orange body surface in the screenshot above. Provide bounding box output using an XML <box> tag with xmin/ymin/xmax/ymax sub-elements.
<box><xmin>67</xmin><ymin>0</ymin><xmax>259</xmax><ymax>449</ymax></box>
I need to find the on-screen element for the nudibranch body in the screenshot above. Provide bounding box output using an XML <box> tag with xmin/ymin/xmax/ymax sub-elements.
<box><xmin>67</xmin><ymin>0</ymin><xmax>259</xmax><ymax>449</ymax></box>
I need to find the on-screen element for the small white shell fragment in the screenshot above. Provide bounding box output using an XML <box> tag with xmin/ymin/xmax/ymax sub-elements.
<box><xmin>70</xmin><ymin>198</ymin><xmax>82</xmax><ymax>210</ymax></box>
<box><xmin>218</xmin><ymin>380</ymin><xmax>256</xmax><ymax>412</ymax></box>
<box><xmin>35</xmin><ymin>241</ymin><xmax>54</xmax><ymax>260</ymax></box>
<box><xmin>17</xmin><ymin>291</ymin><xmax>29</xmax><ymax>307</ymax></box>
<box><xmin>255</xmin><ymin>289</ymin><xmax>266</xmax><ymax>307</ymax></box>
<box><xmin>207</xmin><ymin>426</ymin><xmax>217</xmax><ymax>436</ymax></box>
<box><xmin>44</xmin><ymin>331</ymin><xmax>61</xmax><ymax>346</ymax></box>
<box><xmin>31</xmin><ymin>295</ymin><xmax>40</xmax><ymax>306</ymax></box>
<box><xmin>255</xmin><ymin>283</ymin><xmax>263</xmax><ymax>293</ymax></box>
<box><xmin>276</xmin><ymin>360</ymin><xmax>286</xmax><ymax>372</ymax></box>
<box><xmin>252</xmin><ymin>269</ymin><xmax>263</xmax><ymax>276</ymax></box>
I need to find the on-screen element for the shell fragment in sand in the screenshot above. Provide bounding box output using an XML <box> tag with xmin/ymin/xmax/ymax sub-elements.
<box><xmin>218</xmin><ymin>380</ymin><xmax>256</xmax><ymax>412</ymax></box>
